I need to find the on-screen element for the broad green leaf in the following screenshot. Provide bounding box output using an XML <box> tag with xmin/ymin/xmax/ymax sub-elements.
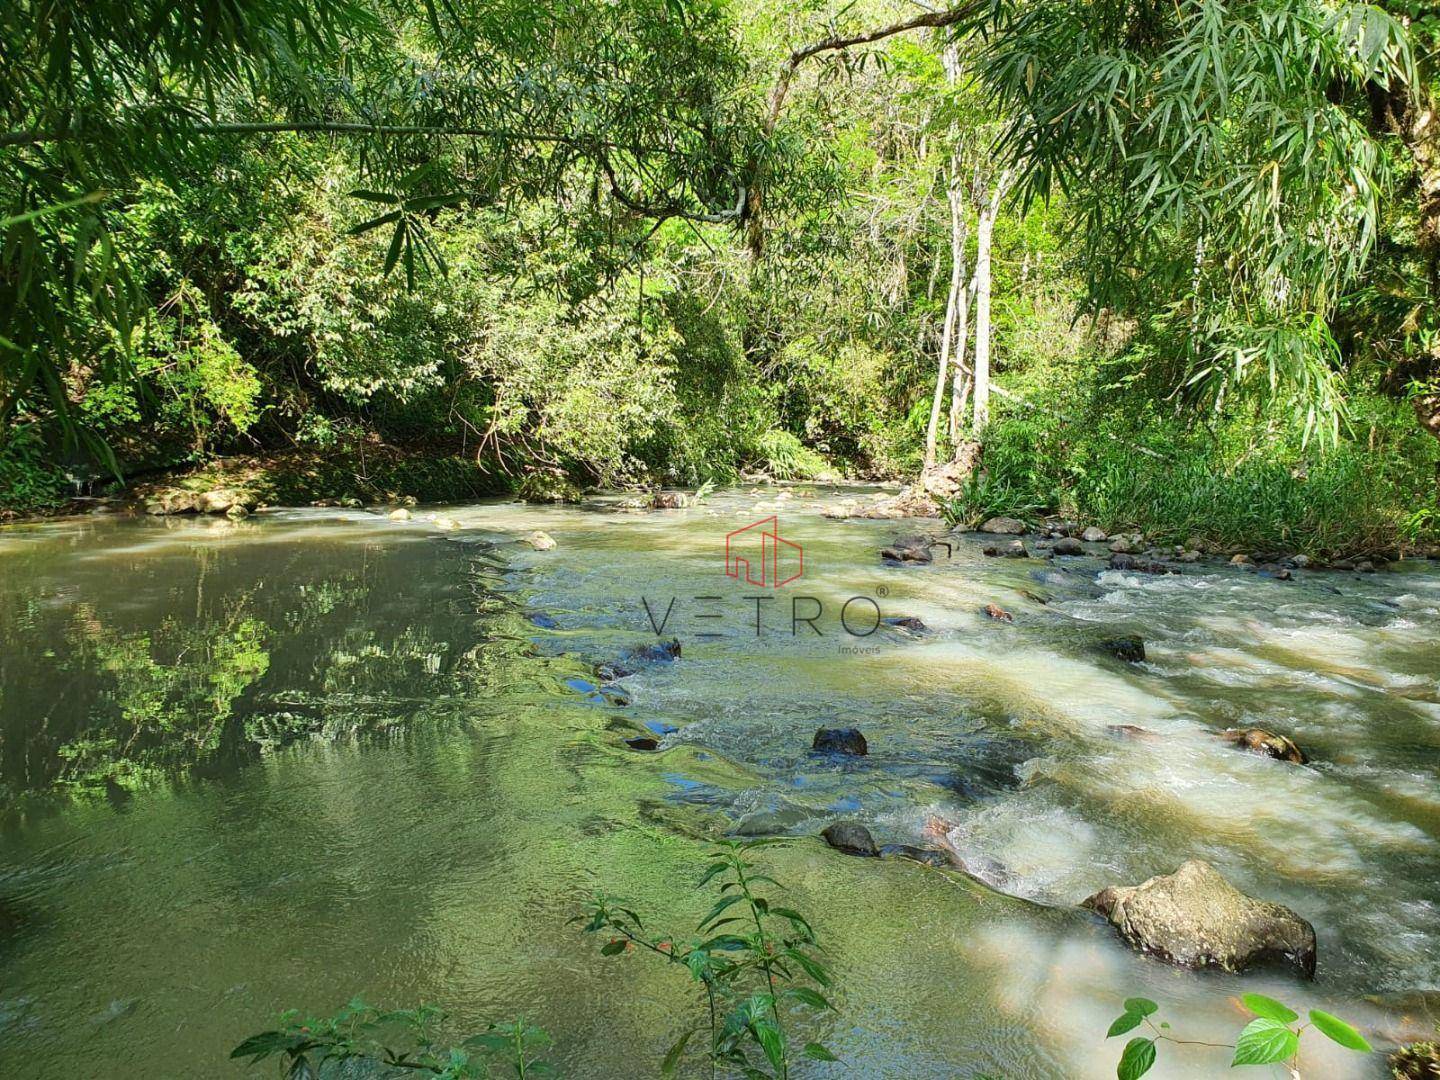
<box><xmin>803</xmin><ymin>1042</ymin><xmax>840</xmax><ymax>1062</ymax></box>
<box><xmin>784</xmin><ymin>987</ymin><xmax>832</xmax><ymax>1011</ymax></box>
<box><xmin>752</xmin><ymin>1019</ymin><xmax>785</xmax><ymax>1073</ymax></box>
<box><xmin>1123</xmin><ymin>998</ymin><xmax>1158</xmax><ymax>1018</ymax></box>
<box><xmin>1307</xmin><ymin>1010</ymin><xmax>1371</xmax><ymax>1053</ymax></box>
<box><xmin>599</xmin><ymin>938</ymin><xmax>627</xmax><ymax>956</ymax></box>
<box><xmin>1117</xmin><ymin>1036</ymin><xmax>1156</xmax><ymax>1080</ymax></box>
<box><xmin>1241</xmin><ymin>994</ymin><xmax>1297</xmax><ymax>1024</ymax></box>
<box><xmin>1107</xmin><ymin>1011</ymin><xmax>1143</xmax><ymax>1038</ymax></box>
<box><xmin>1231</xmin><ymin>1018</ymin><xmax>1299</xmax><ymax>1066</ymax></box>
<box><xmin>661</xmin><ymin>1028</ymin><xmax>695</xmax><ymax>1075</ymax></box>
<box><xmin>348</xmin><ymin>210</ymin><xmax>400</xmax><ymax>236</ymax></box>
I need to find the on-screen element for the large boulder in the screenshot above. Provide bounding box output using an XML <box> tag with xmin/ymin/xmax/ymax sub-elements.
<box><xmin>979</xmin><ymin>516</ymin><xmax>1026</xmax><ymax>535</ymax></box>
<box><xmin>1052</xmin><ymin>536</ymin><xmax>1085</xmax><ymax>556</ymax></box>
<box><xmin>1083</xmin><ymin>859</ymin><xmax>1316</xmax><ymax>977</ymax></box>
<box><xmin>821</xmin><ymin>821</ymin><xmax>878</xmax><ymax>857</ymax></box>
<box><xmin>1222</xmin><ymin>727</ymin><xmax>1307</xmax><ymax>765</ymax></box>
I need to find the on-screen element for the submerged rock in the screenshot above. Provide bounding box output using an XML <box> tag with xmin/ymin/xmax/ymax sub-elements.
<box><xmin>813</xmin><ymin>727</ymin><xmax>868</xmax><ymax>756</ymax></box>
<box><xmin>1107</xmin><ymin>724</ymin><xmax>1161</xmax><ymax>741</ymax></box>
<box><xmin>881</xmin><ymin>536</ymin><xmax>934</xmax><ymax>564</ymax></box>
<box><xmin>982</xmin><ymin>603</ymin><xmax>1013</xmax><ymax>622</ymax></box>
<box><xmin>521</xmin><ymin>529</ymin><xmax>556</xmax><ymax>550</ymax></box>
<box><xmin>624</xmin><ymin>736</ymin><xmax>659</xmax><ymax>751</ymax></box>
<box><xmin>879</xmin><ymin>843</ymin><xmax>950</xmax><ymax>868</ymax></box>
<box><xmin>821</xmin><ymin>821</ymin><xmax>878</xmax><ymax>857</ymax></box>
<box><xmin>650</xmin><ymin>491</ymin><xmax>689</xmax><ymax>509</ymax></box>
<box><xmin>1222</xmin><ymin>727</ymin><xmax>1308</xmax><ymax>765</ymax></box>
<box><xmin>1052</xmin><ymin>536</ymin><xmax>1085</xmax><ymax>556</ymax></box>
<box><xmin>882</xmin><ymin>615</ymin><xmax>928</xmax><ymax>633</ymax></box>
<box><xmin>389</xmin><ymin>508</ymin><xmax>412</xmax><ymax>521</ymax></box>
<box><xmin>1083</xmin><ymin>859</ymin><xmax>1316</xmax><ymax>977</ymax></box>
<box><xmin>628</xmin><ymin>638</ymin><xmax>681</xmax><ymax>664</ymax></box>
<box><xmin>1098</xmin><ymin>634</ymin><xmax>1146</xmax><ymax>663</ymax></box>
<box><xmin>978</xmin><ymin>516</ymin><xmax>1026</xmax><ymax>535</ymax></box>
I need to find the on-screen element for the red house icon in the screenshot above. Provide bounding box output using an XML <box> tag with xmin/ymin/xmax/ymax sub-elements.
<box><xmin>725</xmin><ymin>516</ymin><xmax>803</xmax><ymax>588</ymax></box>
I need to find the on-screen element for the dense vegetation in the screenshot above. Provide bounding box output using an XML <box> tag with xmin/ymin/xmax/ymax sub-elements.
<box><xmin>1</xmin><ymin>0</ymin><xmax>1437</xmax><ymax>551</ymax></box>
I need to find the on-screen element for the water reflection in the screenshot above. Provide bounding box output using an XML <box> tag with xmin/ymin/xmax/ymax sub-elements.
<box><xmin>0</xmin><ymin>498</ymin><xmax>1436</xmax><ymax>1079</ymax></box>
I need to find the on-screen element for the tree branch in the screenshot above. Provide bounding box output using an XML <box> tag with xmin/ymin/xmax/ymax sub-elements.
<box><xmin>747</xmin><ymin>2</ymin><xmax>986</xmax><ymax>256</ymax></box>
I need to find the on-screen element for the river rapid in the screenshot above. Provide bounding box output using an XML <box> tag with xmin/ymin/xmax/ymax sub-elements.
<box><xmin>1</xmin><ymin>487</ymin><xmax>1437</xmax><ymax>1078</ymax></box>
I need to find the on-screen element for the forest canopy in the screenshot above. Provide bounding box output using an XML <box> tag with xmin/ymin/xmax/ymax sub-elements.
<box><xmin>1</xmin><ymin>0</ymin><xmax>1437</xmax><ymax>551</ymax></box>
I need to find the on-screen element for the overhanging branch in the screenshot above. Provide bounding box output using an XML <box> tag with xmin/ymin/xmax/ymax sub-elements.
<box><xmin>746</xmin><ymin>2</ymin><xmax>986</xmax><ymax>256</ymax></box>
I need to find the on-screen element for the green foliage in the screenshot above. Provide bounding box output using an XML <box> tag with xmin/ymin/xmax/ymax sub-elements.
<box><xmin>748</xmin><ymin>430</ymin><xmax>831</xmax><ymax>481</ymax></box>
<box><xmin>981</xmin><ymin>0</ymin><xmax>1413</xmax><ymax>439</ymax></box>
<box><xmin>0</xmin><ymin>425</ymin><xmax>67</xmax><ymax>513</ymax></box>
<box><xmin>1104</xmin><ymin>992</ymin><xmax>1372</xmax><ymax>1077</ymax></box>
<box><xmin>231</xmin><ymin>998</ymin><xmax>552</xmax><ymax>1078</ymax></box>
<box><xmin>951</xmin><ymin>374</ymin><xmax>1439</xmax><ymax>554</ymax></box>
<box><xmin>577</xmin><ymin>838</ymin><xmax>838</xmax><ymax>1079</ymax></box>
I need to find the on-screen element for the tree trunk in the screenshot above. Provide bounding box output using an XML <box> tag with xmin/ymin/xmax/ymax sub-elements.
<box><xmin>943</xmin><ymin>131</ymin><xmax>972</xmax><ymax>449</ymax></box>
<box><xmin>924</xmin><ymin>191</ymin><xmax>964</xmax><ymax>469</ymax></box>
<box><xmin>971</xmin><ymin>172</ymin><xmax>1010</xmax><ymax>431</ymax></box>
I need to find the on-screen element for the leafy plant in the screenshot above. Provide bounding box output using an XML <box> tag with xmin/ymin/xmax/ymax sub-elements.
<box><xmin>1106</xmin><ymin>992</ymin><xmax>1372</xmax><ymax>1078</ymax></box>
<box><xmin>230</xmin><ymin>998</ymin><xmax>552</xmax><ymax>1079</ymax></box>
<box><xmin>576</xmin><ymin>838</ymin><xmax>839</xmax><ymax>1079</ymax></box>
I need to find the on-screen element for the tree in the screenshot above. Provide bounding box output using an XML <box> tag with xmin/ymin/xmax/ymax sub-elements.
<box><xmin>0</xmin><ymin>0</ymin><xmax>758</xmax><ymax>459</ymax></box>
<box><xmin>978</xmin><ymin>0</ymin><xmax>1412</xmax><ymax>443</ymax></box>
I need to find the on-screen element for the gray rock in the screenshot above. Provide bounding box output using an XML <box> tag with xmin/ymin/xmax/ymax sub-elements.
<box><xmin>983</xmin><ymin>539</ymin><xmax>1028</xmax><ymax>559</ymax></box>
<box><xmin>978</xmin><ymin>516</ymin><xmax>1026</xmax><ymax>535</ymax></box>
<box><xmin>1109</xmin><ymin>538</ymin><xmax>1134</xmax><ymax>554</ymax></box>
<box><xmin>650</xmin><ymin>491</ymin><xmax>689</xmax><ymax>509</ymax></box>
<box><xmin>522</xmin><ymin>529</ymin><xmax>556</xmax><ymax>550</ymax></box>
<box><xmin>1356</xmin><ymin>560</ymin><xmax>1377</xmax><ymax>573</ymax></box>
<box><xmin>1109</xmin><ymin>553</ymin><xmax>1175</xmax><ymax>574</ymax></box>
<box><xmin>1083</xmin><ymin>859</ymin><xmax>1316</xmax><ymax>977</ymax></box>
<box><xmin>821</xmin><ymin>821</ymin><xmax>878</xmax><ymax>857</ymax></box>
<box><xmin>389</xmin><ymin>508</ymin><xmax>412</xmax><ymax>521</ymax></box>
<box><xmin>1081</xmin><ymin>526</ymin><xmax>1108</xmax><ymax>542</ymax></box>
<box><xmin>1052</xmin><ymin>536</ymin><xmax>1084</xmax><ymax>556</ymax></box>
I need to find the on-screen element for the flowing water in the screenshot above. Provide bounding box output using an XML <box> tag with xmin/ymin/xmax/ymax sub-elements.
<box><xmin>1</xmin><ymin>488</ymin><xmax>1438</xmax><ymax>1078</ymax></box>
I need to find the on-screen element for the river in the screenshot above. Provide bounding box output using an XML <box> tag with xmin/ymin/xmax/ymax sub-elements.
<box><xmin>1</xmin><ymin>488</ymin><xmax>1437</xmax><ymax>1077</ymax></box>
